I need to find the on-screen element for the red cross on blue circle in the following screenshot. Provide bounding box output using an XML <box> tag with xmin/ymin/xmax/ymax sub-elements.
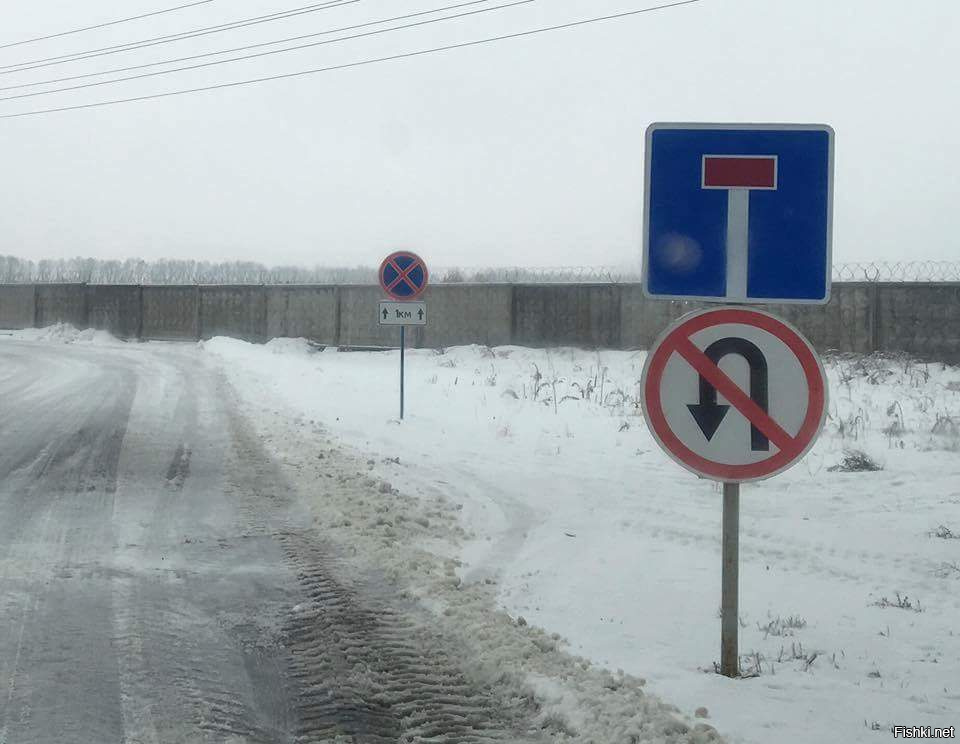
<box><xmin>379</xmin><ymin>251</ymin><xmax>428</xmax><ymax>300</ymax></box>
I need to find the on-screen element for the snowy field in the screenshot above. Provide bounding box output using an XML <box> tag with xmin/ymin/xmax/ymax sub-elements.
<box><xmin>200</xmin><ymin>334</ymin><xmax>960</xmax><ymax>744</ymax></box>
<box><xmin>10</xmin><ymin>325</ymin><xmax>960</xmax><ymax>743</ymax></box>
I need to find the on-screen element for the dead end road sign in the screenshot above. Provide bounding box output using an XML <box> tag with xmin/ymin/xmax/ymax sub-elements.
<box><xmin>643</xmin><ymin>123</ymin><xmax>834</xmax><ymax>304</ymax></box>
<box><xmin>641</xmin><ymin>307</ymin><xmax>827</xmax><ymax>483</ymax></box>
<box><xmin>379</xmin><ymin>301</ymin><xmax>426</xmax><ymax>326</ymax></box>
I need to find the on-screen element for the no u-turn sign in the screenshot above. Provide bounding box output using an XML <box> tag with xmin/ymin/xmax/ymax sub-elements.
<box><xmin>641</xmin><ymin>307</ymin><xmax>828</xmax><ymax>482</ymax></box>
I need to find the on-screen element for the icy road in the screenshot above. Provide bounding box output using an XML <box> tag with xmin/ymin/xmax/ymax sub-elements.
<box><xmin>0</xmin><ymin>336</ymin><xmax>711</xmax><ymax>744</ymax></box>
<box><xmin>0</xmin><ymin>340</ymin><xmax>542</xmax><ymax>743</ymax></box>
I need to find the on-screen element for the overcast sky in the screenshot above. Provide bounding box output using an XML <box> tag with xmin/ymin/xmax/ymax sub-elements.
<box><xmin>0</xmin><ymin>0</ymin><xmax>957</xmax><ymax>269</ymax></box>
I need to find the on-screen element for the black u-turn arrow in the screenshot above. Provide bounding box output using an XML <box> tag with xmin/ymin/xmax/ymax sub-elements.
<box><xmin>687</xmin><ymin>337</ymin><xmax>770</xmax><ymax>451</ymax></box>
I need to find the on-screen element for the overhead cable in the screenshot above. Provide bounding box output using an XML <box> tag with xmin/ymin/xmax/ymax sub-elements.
<box><xmin>0</xmin><ymin>0</ymin><xmax>357</xmax><ymax>74</ymax></box>
<box><xmin>0</xmin><ymin>0</ymin><xmax>499</xmax><ymax>93</ymax></box>
<box><xmin>0</xmin><ymin>0</ymin><xmax>704</xmax><ymax>121</ymax></box>
<box><xmin>0</xmin><ymin>0</ymin><xmax>534</xmax><ymax>103</ymax></box>
<box><xmin>0</xmin><ymin>1</ymin><xmax>215</xmax><ymax>51</ymax></box>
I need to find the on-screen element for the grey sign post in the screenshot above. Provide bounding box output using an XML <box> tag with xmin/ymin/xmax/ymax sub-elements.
<box><xmin>378</xmin><ymin>301</ymin><xmax>427</xmax><ymax>420</ymax></box>
<box><xmin>721</xmin><ymin>482</ymin><xmax>740</xmax><ymax>676</ymax></box>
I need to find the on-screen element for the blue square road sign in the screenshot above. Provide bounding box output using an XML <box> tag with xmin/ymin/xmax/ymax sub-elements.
<box><xmin>643</xmin><ymin>123</ymin><xmax>834</xmax><ymax>304</ymax></box>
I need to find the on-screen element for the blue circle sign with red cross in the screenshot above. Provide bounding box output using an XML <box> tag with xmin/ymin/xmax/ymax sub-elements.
<box><xmin>379</xmin><ymin>251</ymin><xmax>429</xmax><ymax>300</ymax></box>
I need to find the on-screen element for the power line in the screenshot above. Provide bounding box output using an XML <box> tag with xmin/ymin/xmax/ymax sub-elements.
<box><xmin>0</xmin><ymin>0</ymin><xmax>356</xmax><ymax>74</ymax></box>
<box><xmin>0</xmin><ymin>0</ymin><xmax>534</xmax><ymax>103</ymax></box>
<box><xmin>0</xmin><ymin>0</ymin><xmax>703</xmax><ymax>121</ymax></box>
<box><xmin>0</xmin><ymin>0</ymin><xmax>497</xmax><ymax>94</ymax></box>
<box><xmin>0</xmin><ymin>1</ymin><xmax>215</xmax><ymax>51</ymax></box>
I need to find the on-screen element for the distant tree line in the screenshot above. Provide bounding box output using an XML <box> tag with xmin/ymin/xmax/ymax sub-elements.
<box><xmin>0</xmin><ymin>255</ymin><xmax>635</xmax><ymax>284</ymax></box>
<box><xmin>0</xmin><ymin>256</ymin><xmax>379</xmax><ymax>284</ymax></box>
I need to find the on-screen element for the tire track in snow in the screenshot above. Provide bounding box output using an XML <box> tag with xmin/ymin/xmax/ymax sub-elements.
<box><xmin>221</xmin><ymin>386</ymin><xmax>547</xmax><ymax>743</ymax></box>
<box><xmin>111</xmin><ymin>351</ymin><xmax>300</xmax><ymax>743</ymax></box>
<box><xmin>629</xmin><ymin>498</ymin><xmax>949</xmax><ymax>591</ymax></box>
<box><xmin>276</xmin><ymin>532</ymin><xmax>541</xmax><ymax>743</ymax></box>
<box><xmin>0</xmin><ymin>344</ymin><xmax>136</xmax><ymax>743</ymax></box>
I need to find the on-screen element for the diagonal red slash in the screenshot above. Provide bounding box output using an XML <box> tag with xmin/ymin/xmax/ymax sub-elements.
<box><xmin>674</xmin><ymin>335</ymin><xmax>798</xmax><ymax>455</ymax></box>
<box><xmin>386</xmin><ymin>257</ymin><xmax>422</xmax><ymax>293</ymax></box>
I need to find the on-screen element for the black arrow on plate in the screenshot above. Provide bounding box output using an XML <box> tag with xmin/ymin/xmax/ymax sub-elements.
<box><xmin>382</xmin><ymin>308</ymin><xmax>388</xmax><ymax>320</ymax></box>
<box><xmin>687</xmin><ymin>337</ymin><xmax>769</xmax><ymax>451</ymax></box>
<box><xmin>417</xmin><ymin>308</ymin><xmax>424</xmax><ymax>320</ymax></box>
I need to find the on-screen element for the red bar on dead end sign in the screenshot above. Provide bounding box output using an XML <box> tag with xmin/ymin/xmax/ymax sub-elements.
<box><xmin>703</xmin><ymin>156</ymin><xmax>778</xmax><ymax>189</ymax></box>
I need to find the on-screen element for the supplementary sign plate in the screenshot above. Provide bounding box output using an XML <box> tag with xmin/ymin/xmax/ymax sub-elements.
<box><xmin>379</xmin><ymin>301</ymin><xmax>426</xmax><ymax>326</ymax></box>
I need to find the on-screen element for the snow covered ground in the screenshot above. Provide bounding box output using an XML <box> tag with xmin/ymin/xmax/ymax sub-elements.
<box><xmin>10</xmin><ymin>323</ymin><xmax>959</xmax><ymax>742</ymax></box>
<box><xmin>198</xmin><ymin>335</ymin><xmax>960</xmax><ymax>744</ymax></box>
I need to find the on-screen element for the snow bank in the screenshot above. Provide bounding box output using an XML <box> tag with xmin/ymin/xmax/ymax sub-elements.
<box><xmin>8</xmin><ymin>322</ymin><xmax>124</xmax><ymax>346</ymax></box>
<box><xmin>203</xmin><ymin>337</ymin><xmax>960</xmax><ymax>744</ymax></box>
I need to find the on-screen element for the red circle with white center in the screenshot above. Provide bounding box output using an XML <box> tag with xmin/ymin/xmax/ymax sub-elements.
<box><xmin>641</xmin><ymin>307</ymin><xmax>827</xmax><ymax>482</ymax></box>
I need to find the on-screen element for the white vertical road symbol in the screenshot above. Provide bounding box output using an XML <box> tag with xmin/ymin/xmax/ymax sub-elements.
<box><xmin>701</xmin><ymin>155</ymin><xmax>778</xmax><ymax>301</ymax></box>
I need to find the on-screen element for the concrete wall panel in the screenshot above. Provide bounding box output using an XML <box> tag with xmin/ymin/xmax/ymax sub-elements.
<box><xmin>620</xmin><ymin>286</ymin><xmax>705</xmax><ymax>349</ymax></box>
<box><xmin>877</xmin><ymin>283</ymin><xmax>960</xmax><ymax>363</ymax></box>
<box><xmin>200</xmin><ymin>286</ymin><xmax>266</xmax><ymax>342</ymax></box>
<box><xmin>762</xmin><ymin>284</ymin><xmax>881</xmax><ymax>355</ymax></box>
<box><xmin>828</xmin><ymin>283</ymin><xmax>873</xmax><ymax>353</ymax></box>
<box><xmin>142</xmin><ymin>286</ymin><xmax>198</xmax><ymax>340</ymax></box>
<box><xmin>513</xmin><ymin>285</ymin><xmax>621</xmax><ymax>348</ymax></box>
<box><xmin>35</xmin><ymin>284</ymin><xmax>87</xmax><ymax>327</ymax></box>
<box><xmin>416</xmin><ymin>284</ymin><xmax>513</xmax><ymax>349</ymax></box>
<box><xmin>87</xmin><ymin>285</ymin><xmax>141</xmax><ymax>338</ymax></box>
<box><xmin>338</xmin><ymin>286</ymin><xmax>396</xmax><ymax>347</ymax></box>
<box><xmin>0</xmin><ymin>285</ymin><xmax>36</xmax><ymax>329</ymax></box>
<box><xmin>266</xmin><ymin>286</ymin><xmax>338</xmax><ymax>343</ymax></box>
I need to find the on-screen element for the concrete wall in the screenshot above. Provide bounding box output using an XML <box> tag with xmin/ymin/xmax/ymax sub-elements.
<box><xmin>621</xmin><ymin>287</ymin><xmax>703</xmax><ymax>349</ymax></box>
<box><xmin>338</xmin><ymin>286</ymin><xmax>395</xmax><ymax>348</ymax></box>
<box><xmin>755</xmin><ymin>283</ymin><xmax>874</xmax><ymax>354</ymax></box>
<box><xmin>35</xmin><ymin>284</ymin><xmax>87</xmax><ymax>328</ymax></box>
<box><xmin>513</xmin><ymin>285</ymin><xmax>621</xmax><ymax>348</ymax></box>
<box><xmin>876</xmin><ymin>283</ymin><xmax>960</xmax><ymax>363</ymax></box>
<box><xmin>0</xmin><ymin>285</ymin><xmax>36</xmax><ymax>329</ymax></box>
<box><xmin>266</xmin><ymin>286</ymin><xmax>338</xmax><ymax>344</ymax></box>
<box><xmin>87</xmin><ymin>285</ymin><xmax>141</xmax><ymax>339</ymax></box>
<box><xmin>419</xmin><ymin>284</ymin><xmax>513</xmax><ymax>349</ymax></box>
<box><xmin>142</xmin><ymin>286</ymin><xmax>198</xmax><ymax>340</ymax></box>
<box><xmin>2</xmin><ymin>282</ymin><xmax>959</xmax><ymax>363</ymax></box>
<box><xmin>200</xmin><ymin>286</ymin><xmax>267</xmax><ymax>342</ymax></box>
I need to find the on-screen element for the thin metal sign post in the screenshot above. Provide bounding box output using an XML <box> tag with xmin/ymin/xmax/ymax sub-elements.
<box><xmin>377</xmin><ymin>299</ymin><xmax>426</xmax><ymax>422</ymax></box>
<box><xmin>720</xmin><ymin>481</ymin><xmax>740</xmax><ymax>677</ymax></box>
